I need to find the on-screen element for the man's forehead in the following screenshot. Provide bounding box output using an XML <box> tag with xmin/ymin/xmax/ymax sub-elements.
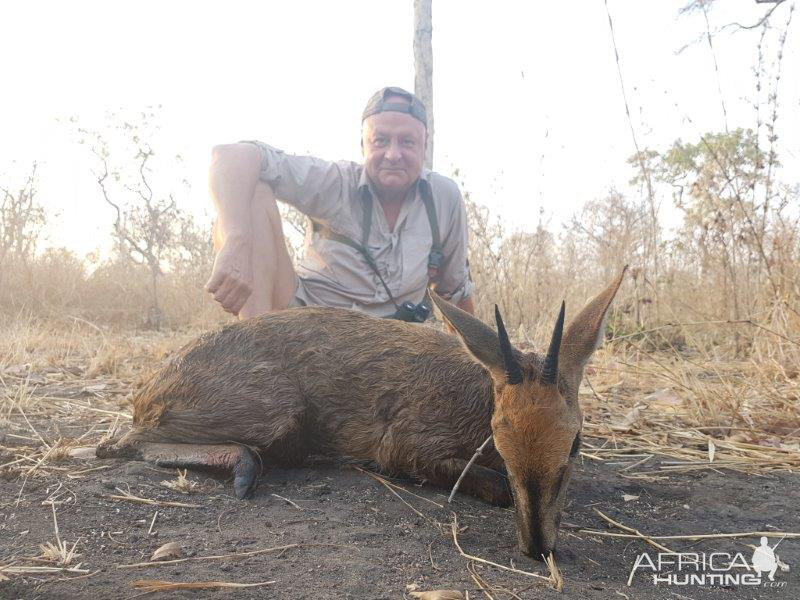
<box><xmin>364</xmin><ymin>111</ymin><xmax>425</xmax><ymax>136</ymax></box>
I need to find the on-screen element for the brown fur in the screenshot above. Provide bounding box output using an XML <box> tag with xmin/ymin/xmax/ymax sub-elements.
<box><xmin>97</xmin><ymin>269</ymin><xmax>626</xmax><ymax>560</ymax></box>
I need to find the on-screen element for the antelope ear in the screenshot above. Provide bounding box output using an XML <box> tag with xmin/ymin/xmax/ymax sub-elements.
<box><xmin>430</xmin><ymin>292</ymin><xmax>508</xmax><ymax>377</ymax></box>
<box><xmin>559</xmin><ymin>267</ymin><xmax>627</xmax><ymax>388</ymax></box>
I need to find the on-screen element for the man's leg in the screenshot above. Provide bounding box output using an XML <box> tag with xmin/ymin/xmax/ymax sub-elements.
<box><xmin>768</xmin><ymin>563</ymin><xmax>777</xmax><ymax>581</ymax></box>
<box><xmin>214</xmin><ymin>181</ymin><xmax>298</xmax><ymax>319</ymax></box>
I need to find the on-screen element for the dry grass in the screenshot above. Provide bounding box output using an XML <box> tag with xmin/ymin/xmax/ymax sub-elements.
<box><xmin>160</xmin><ymin>469</ymin><xmax>198</xmax><ymax>494</ymax></box>
<box><xmin>580</xmin><ymin>342</ymin><xmax>800</xmax><ymax>475</ymax></box>
<box><xmin>105</xmin><ymin>486</ymin><xmax>203</xmax><ymax>509</ymax></box>
<box><xmin>38</xmin><ymin>505</ymin><xmax>81</xmax><ymax>566</ymax></box>
<box><xmin>543</xmin><ymin>553</ymin><xmax>563</xmax><ymax>593</ymax></box>
<box><xmin>0</xmin><ymin>502</ymin><xmax>88</xmax><ymax>579</ymax></box>
<box><xmin>0</xmin><ymin>319</ymin><xmax>201</xmax><ymax>499</ymax></box>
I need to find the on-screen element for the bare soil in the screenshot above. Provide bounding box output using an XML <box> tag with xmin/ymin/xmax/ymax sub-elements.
<box><xmin>1</xmin><ymin>433</ymin><xmax>798</xmax><ymax>600</ymax></box>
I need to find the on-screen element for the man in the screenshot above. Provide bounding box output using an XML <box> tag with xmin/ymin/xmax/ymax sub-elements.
<box><xmin>206</xmin><ymin>86</ymin><xmax>475</xmax><ymax>319</ymax></box>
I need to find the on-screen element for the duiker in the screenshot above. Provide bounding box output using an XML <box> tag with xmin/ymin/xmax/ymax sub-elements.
<box><xmin>98</xmin><ymin>270</ymin><xmax>625</xmax><ymax>559</ymax></box>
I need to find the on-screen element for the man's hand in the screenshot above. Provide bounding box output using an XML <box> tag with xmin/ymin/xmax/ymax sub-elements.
<box><xmin>205</xmin><ymin>236</ymin><xmax>255</xmax><ymax>316</ymax></box>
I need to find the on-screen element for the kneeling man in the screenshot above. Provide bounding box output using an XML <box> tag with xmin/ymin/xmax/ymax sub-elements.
<box><xmin>206</xmin><ymin>86</ymin><xmax>475</xmax><ymax>320</ymax></box>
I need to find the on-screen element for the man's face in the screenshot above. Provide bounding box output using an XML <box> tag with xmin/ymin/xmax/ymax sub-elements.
<box><xmin>362</xmin><ymin>99</ymin><xmax>426</xmax><ymax>198</ymax></box>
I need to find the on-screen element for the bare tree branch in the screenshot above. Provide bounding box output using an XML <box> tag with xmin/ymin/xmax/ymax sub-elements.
<box><xmin>723</xmin><ymin>0</ymin><xmax>787</xmax><ymax>32</ymax></box>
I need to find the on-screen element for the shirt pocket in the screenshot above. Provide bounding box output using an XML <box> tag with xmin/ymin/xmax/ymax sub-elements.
<box><xmin>400</xmin><ymin>230</ymin><xmax>432</xmax><ymax>296</ymax></box>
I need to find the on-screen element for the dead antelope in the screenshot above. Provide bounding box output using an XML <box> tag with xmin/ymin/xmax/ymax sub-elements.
<box><xmin>97</xmin><ymin>269</ymin><xmax>626</xmax><ymax>559</ymax></box>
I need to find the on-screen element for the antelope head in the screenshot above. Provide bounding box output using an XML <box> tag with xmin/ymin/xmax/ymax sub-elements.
<box><xmin>432</xmin><ymin>268</ymin><xmax>626</xmax><ymax>560</ymax></box>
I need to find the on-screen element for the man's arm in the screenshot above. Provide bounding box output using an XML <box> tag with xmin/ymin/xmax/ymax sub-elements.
<box><xmin>431</xmin><ymin>178</ymin><xmax>475</xmax><ymax>314</ymax></box>
<box><xmin>243</xmin><ymin>141</ymin><xmax>347</xmax><ymax>225</ymax></box>
<box><xmin>206</xmin><ymin>143</ymin><xmax>263</xmax><ymax>315</ymax></box>
<box><xmin>207</xmin><ymin>141</ymin><xmax>351</xmax><ymax>315</ymax></box>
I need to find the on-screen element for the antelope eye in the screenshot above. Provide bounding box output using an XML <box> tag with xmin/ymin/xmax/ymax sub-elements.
<box><xmin>569</xmin><ymin>434</ymin><xmax>581</xmax><ymax>458</ymax></box>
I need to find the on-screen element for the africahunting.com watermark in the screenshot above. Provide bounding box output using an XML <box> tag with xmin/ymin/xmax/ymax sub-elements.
<box><xmin>629</xmin><ymin>536</ymin><xmax>789</xmax><ymax>588</ymax></box>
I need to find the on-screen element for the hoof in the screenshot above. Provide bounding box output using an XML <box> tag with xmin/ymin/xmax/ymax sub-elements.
<box><xmin>94</xmin><ymin>439</ymin><xmax>115</xmax><ymax>458</ymax></box>
<box><xmin>95</xmin><ymin>438</ymin><xmax>139</xmax><ymax>460</ymax></box>
<box><xmin>233</xmin><ymin>446</ymin><xmax>258</xmax><ymax>499</ymax></box>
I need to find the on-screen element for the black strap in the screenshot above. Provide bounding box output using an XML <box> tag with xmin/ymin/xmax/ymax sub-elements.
<box><xmin>359</xmin><ymin>187</ymin><xmax>373</xmax><ymax>248</ymax></box>
<box><xmin>419</xmin><ymin>182</ymin><xmax>443</xmax><ymax>276</ymax></box>
<box><xmin>316</xmin><ymin>225</ymin><xmax>399</xmax><ymax>309</ymax></box>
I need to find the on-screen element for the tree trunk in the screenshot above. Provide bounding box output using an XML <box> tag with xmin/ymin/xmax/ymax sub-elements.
<box><xmin>413</xmin><ymin>0</ymin><xmax>434</xmax><ymax>170</ymax></box>
<box><xmin>148</xmin><ymin>264</ymin><xmax>163</xmax><ymax>330</ymax></box>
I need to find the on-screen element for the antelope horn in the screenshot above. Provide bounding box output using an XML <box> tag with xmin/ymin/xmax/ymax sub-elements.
<box><xmin>494</xmin><ymin>305</ymin><xmax>522</xmax><ymax>385</ymax></box>
<box><xmin>541</xmin><ymin>301</ymin><xmax>566</xmax><ymax>386</ymax></box>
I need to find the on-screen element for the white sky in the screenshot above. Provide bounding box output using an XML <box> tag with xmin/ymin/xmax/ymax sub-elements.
<box><xmin>1</xmin><ymin>0</ymin><xmax>798</xmax><ymax>256</ymax></box>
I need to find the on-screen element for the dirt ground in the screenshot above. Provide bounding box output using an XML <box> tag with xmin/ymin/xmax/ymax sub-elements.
<box><xmin>1</xmin><ymin>323</ymin><xmax>798</xmax><ymax>599</ymax></box>
<box><xmin>1</xmin><ymin>431</ymin><xmax>798</xmax><ymax>599</ymax></box>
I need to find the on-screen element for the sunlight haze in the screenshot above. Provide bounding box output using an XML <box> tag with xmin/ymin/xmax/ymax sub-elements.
<box><xmin>2</xmin><ymin>0</ymin><xmax>798</xmax><ymax>256</ymax></box>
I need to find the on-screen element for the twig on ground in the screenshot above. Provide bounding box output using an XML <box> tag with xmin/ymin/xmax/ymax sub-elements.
<box><xmin>216</xmin><ymin>508</ymin><xmax>234</xmax><ymax>536</ymax></box>
<box><xmin>448</xmin><ymin>436</ymin><xmax>492</xmax><ymax>503</ymax></box>
<box><xmin>427</xmin><ymin>542</ymin><xmax>442</xmax><ymax>572</ymax></box>
<box><xmin>131</xmin><ymin>579</ymin><xmax>275</xmax><ymax>592</ymax></box>
<box><xmin>147</xmin><ymin>511</ymin><xmax>158</xmax><ymax>535</ymax></box>
<box><xmin>16</xmin><ymin>442</ymin><xmax>63</xmax><ymax>505</ymax></box>
<box><xmin>105</xmin><ymin>487</ymin><xmax>202</xmax><ymax>509</ymax></box>
<box><xmin>353</xmin><ymin>466</ymin><xmax>443</xmax><ymax>508</ymax></box>
<box><xmin>354</xmin><ymin>466</ymin><xmax>433</xmax><ymax>522</ymax></box>
<box><xmin>467</xmin><ymin>562</ymin><xmax>498</xmax><ymax>600</ymax></box>
<box><xmin>54</xmin><ymin>568</ymin><xmax>101</xmax><ymax>582</ymax></box>
<box><xmin>67</xmin><ymin>465</ymin><xmax>112</xmax><ymax>479</ymax></box>
<box><xmin>117</xmin><ymin>542</ymin><xmax>350</xmax><ymax>569</ymax></box>
<box><xmin>449</xmin><ymin>514</ymin><xmax>549</xmax><ymax>580</ymax></box>
<box><xmin>593</xmin><ymin>509</ymin><xmax>677</xmax><ymax>553</ymax></box>
<box><xmin>0</xmin><ymin>457</ymin><xmax>30</xmax><ymax>470</ymax></box>
<box><xmin>271</xmin><ymin>493</ymin><xmax>303</xmax><ymax>510</ymax></box>
<box><xmin>18</xmin><ymin>404</ymin><xmax>51</xmax><ymax>450</ymax></box>
<box><xmin>117</xmin><ymin>544</ymin><xmax>300</xmax><ymax>569</ymax></box>
<box><xmin>580</xmin><ymin>529</ymin><xmax>800</xmax><ymax>541</ymax></box>
<box><xmin>0</xmin><ymin>564</ymin><xmax>90</xmax><ymax>576</ymax></box>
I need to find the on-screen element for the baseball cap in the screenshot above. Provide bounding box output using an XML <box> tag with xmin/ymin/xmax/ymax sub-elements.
<box><xmin>362</xmin><ymin>86</ymin><xmax>427</xmax><ymax>128</ymax></box>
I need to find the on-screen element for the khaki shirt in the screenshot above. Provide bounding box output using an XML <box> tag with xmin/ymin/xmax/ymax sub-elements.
<box><xmin>249</xmin><ymin>141</ymin><xmax>473</xmax><ymax>317</ymax></box>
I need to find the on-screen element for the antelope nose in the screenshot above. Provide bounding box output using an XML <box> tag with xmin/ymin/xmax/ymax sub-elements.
<box><xmin>521</xmin><ymin>543</ymin><xmax>546</xmax><ymax>561</ymax></box>
<box><xmin>521</xmin><ymin>537</ymin><xmax>556</xmax><ymax>561</ymax></box>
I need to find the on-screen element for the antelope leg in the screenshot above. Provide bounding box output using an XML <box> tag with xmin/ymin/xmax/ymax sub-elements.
<box><xmin>420</xmin><ymin>458</ymin><xmax>511</xmax><ymax>506</ymax></box>
<box><xmin>106</xmin><ymin>441</ymin><xmax>259</xmax><ymax>499</ymax></box>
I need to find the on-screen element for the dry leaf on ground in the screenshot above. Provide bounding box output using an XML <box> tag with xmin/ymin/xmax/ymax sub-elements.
<box><xmin>150</xmin><ymin>542</ymin><xmax>182</xmax><ymax>562</ymax></box>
